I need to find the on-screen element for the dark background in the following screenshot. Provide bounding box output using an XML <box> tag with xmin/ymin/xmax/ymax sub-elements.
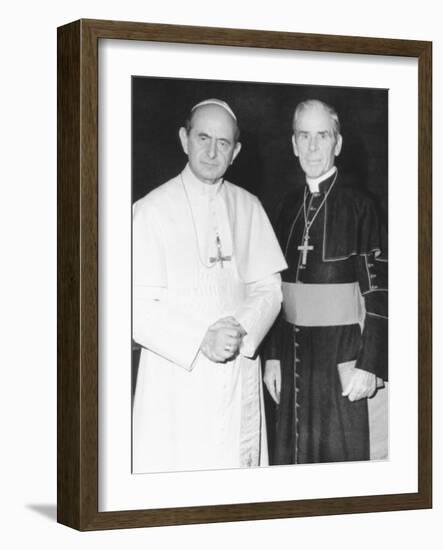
<box><xmin>131</xmin><ymin>76</ymin><xmax>388</xmax><ymax>398</ymax></box>
<box><xmin>132</xmin><ymin>76</ymin><xmax>388</xmax><ymax>218</ymax></box>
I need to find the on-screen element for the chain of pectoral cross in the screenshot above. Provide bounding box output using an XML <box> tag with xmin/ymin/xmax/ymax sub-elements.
<box><xmin>297</xmin><ymin>171</ymin><xmax>338</xmax><ymax>266</ymax></box>
<box><xmin>209</xmin><ymin>234</ymin><xmax>231</xmax><ymax>268</ymax></box>
<box><xmin>180</xmin><ymin>173</ymin><xmax>233</xmax><ymax>269</ymax></box>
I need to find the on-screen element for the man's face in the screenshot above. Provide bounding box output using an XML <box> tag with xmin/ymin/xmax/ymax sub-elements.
<box><xmin>179</xmin><ymin>105</ymin><xmax>241</xmax><ymax>184</ymax></box>
<box><xmin>292</xmin><ymin>105</ymin><xmax>342</xmax><ymax>179</ymax></box>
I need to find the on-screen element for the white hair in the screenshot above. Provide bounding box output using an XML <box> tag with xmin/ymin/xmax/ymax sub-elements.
<box><xmin>293</xmin><ymin>99</ymin><xmax>341</xmax><ymax>138</ymax></box>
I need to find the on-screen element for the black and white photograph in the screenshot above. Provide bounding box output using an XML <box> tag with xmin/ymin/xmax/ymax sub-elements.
<box><xmin>131</xmin><ymin>76</ymin><xmax>389</xmax><ymax>474</ymax></box>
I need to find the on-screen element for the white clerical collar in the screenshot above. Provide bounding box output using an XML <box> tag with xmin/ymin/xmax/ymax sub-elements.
<box><xmin>183</xmin><ymin>163</ymin><xmax>223</xmax><ymax>197</ymax></box>
<box><xmin>306</xmin><ymin>166</ymin><xmax>337</xmax><ymax>193</ymax></box>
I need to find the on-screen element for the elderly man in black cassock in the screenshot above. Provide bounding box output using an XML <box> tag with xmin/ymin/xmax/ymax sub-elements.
<box><xmin>264</xmin><ymin>99</ymin><xmax>388</xmax><ymax>464</ymax></box>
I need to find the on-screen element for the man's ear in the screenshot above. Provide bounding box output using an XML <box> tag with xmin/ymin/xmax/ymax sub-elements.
<box><xmin>292</xmin><ymin>134</ymin><xmax>299</xmax><ymax>157</ymax></box>
<box><xmin>178</xmin><ymin>127</ymin><xmax>189</xmax><ymax>155</ymax></box>
<box><xmin>334</xmin><ymin>134</ymin><xmax>343</xmax><ymax>157</ymax></box>
<box><xmin>230</xmin><ymin>141</ymin><xmax>242</xmax><ymax>164</ymax></box>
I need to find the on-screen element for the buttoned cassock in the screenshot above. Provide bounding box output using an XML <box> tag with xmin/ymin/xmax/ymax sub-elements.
<box><xmin>266</xmin><ymin>169</ymin><xmax>388</xmax><ymax>465</ymax></box>
<box><xmin>132</xmin><ymin>165</ymin><xmax>287</xmax><ymax>473</ymax></box>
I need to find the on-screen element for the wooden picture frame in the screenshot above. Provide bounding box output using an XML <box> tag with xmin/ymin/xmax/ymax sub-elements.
<box><xmin>57</xmin><ymin>18</ymin><xmax>432</xmax><ymax>530</ymax></box>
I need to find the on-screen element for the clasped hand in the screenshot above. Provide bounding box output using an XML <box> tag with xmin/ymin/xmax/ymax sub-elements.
<box><xmin>200</xmin><ymin>316</ymin><xmax>246</xmax><ymax>363</ymax></box>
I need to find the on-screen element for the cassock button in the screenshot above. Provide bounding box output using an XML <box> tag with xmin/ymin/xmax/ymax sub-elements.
<box><xmin>295</xmin><ymin>358</ymin><xmax>300</xmax><ymax>363</ymax></box>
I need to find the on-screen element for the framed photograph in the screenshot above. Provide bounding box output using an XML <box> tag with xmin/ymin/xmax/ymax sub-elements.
<box><xmin>57</xmin><ymin>19</ymin><xmax>432</xmax><ymax>530</ymax></box>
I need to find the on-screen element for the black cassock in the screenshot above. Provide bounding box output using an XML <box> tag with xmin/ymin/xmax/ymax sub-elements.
<box><xmin>265</xmin><ymin>170</ymin><xmax>388</xmax><ymax>465</ymax></box>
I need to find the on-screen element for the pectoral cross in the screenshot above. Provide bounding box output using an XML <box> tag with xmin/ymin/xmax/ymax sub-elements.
<box><xmin>298</xmin><ymin>233</ymin><xmax>314</xmax><ymax>266</ymax></box>
<box><xmin>209</xmin><ymin>235</ymin><xmax>231</xmax><ymax>268</ymax></box>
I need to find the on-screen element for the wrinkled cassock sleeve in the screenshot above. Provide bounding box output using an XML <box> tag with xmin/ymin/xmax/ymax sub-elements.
<box><xmin>234</xmin><ymin>274</ymin><xmax>283</xmax><ymax>359</ymax></box>
<box><xmin>355</xmin><ymin>251</ymin><xmax>388</xmax><ymax>381</ymax></box>
<box><xmin>132</xmin><ymin>201</ymin><xmax>209</xmax><ymax>371</ymax></box>
<box><xmin>259</xmin><ymin>200</ymin><xmax>290</xmax><ymax>363</ymax></box>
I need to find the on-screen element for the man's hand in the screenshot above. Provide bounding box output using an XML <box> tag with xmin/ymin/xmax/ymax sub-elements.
<box><xmin>200</xmin><ymin>317</ymin><xmax>246</xmax><ymax>363</ymax></box>
<box><xmin>219</xmin><ymin>316</ymin><xmax>246</xmax><ymax>337</ymax></box>
<box><xmin>342</xmin><ymin>368</ymin><xmax>377</xmax><ymax>402</ymax></box>
<box><xmin>264</xmin><ymin>360</ymin><xmax>281</xmax><ymax>404</ymax></box>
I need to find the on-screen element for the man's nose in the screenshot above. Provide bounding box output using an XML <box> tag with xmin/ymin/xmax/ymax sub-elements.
<box><xmin>308</xmin><ymin>136</ymin><xmax>318</xmax><ymax>151</ymax></box>
<box><xmin>207</xmin><ymin>139</ymin><xmax>217</xmax><ymax>158</ymax></box>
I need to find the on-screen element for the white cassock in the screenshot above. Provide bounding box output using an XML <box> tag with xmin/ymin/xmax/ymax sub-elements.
<box><xmin>132</xmin><ymin>164</ymin><xmax>287</xmax><ymax>473</ymax></box>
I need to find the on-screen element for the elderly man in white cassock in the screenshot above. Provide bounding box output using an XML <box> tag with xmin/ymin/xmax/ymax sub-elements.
<box><xmin>132</xmin><ymin>99</ymin><xmax>287</xmax><ymax>473</ymax></box>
